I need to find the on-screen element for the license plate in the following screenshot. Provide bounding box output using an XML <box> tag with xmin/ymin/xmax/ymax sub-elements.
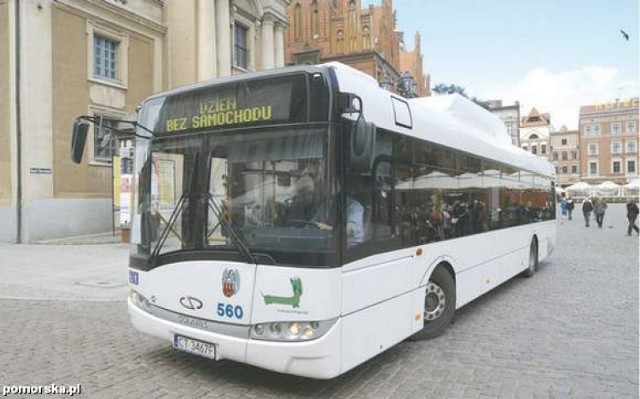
<box><xmin>173</xmin><ymin>335</ymin><xmax>217</xmax><ymax>360</ymax></box>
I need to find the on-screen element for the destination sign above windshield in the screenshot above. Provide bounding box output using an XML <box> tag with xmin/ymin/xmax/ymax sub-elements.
<box><xmin>156</xmin><ymin>74</ymin><xmax>308</xmax><ymax>134</ymax></box>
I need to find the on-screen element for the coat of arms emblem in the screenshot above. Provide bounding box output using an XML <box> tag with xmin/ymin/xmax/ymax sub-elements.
<box><xmin>222</xmin><ymin>269</ymin><xmax>240</xmax><ymax>297</ymax></box>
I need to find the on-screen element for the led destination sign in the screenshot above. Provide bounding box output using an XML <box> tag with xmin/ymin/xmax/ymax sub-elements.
<box><xmin>156</xmin><ymin>74</ymin><xmax>308</xmax><ymax>134</ymax></box>
<box><xmin>165</xmin><ymin>98</ymin><xmax>274</xmax><ymax>132</ymax></box>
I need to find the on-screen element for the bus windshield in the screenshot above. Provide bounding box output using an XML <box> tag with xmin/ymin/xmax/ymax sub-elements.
<box><xmin>135</xmin><ymin>125</ymin><xmax>338</xmax><ymax>268</ymax></box>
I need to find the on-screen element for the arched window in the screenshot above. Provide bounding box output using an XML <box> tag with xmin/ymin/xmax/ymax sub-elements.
<box><xmin>362</xmin><ymin>25</ymin><xmax>370</xmax><ymax>48</ymax></box>
<box><xmin>311</xmin><ymin>1</ymin><xmax>319</xmax><ymax>37</ymax></box>
<box><xmin>294</xmin><ymin>4</ymin><xmax>302</xmax><ymax>41</ymax></box>
<box><xmin>529</xmin><ymin>133</ymin><xmax>539</xmax><ymax>140</ymax></box>
<box><xmin>336</xmin><ymin>30</ymin><xmax>344</xmax><ymax>53</ymax></box>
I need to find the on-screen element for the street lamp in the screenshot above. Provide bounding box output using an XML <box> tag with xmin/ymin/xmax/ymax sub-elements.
<box><xmin>397</xmin><ymin>72</ymin><xmax>418</xmax><ymax>98</ymax></box>
<box><xmin>380</xmin><ymin>74</ymin><xmax>394</xmax><ymax>91</ymax></box>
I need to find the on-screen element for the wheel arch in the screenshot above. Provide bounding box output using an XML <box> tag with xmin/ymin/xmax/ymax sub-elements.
<box><xmin>419</xmin><ymin>256</ymin><xmax>457</xmax><ymax>288</ymax></box>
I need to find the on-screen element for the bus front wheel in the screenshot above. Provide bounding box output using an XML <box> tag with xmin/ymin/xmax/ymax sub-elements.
<box><xmin>412</xmin><ymin>266</ymin><xmax>456</xmax><ymax>340</ymax></box>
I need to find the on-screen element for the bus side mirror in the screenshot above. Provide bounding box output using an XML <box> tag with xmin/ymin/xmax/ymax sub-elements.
<box><xmin>349</xmin><ymin>116</ymin><xmax>376</xmax><ymax>173</ymax></box>
<box><xmin>71</xmin><ymin>119</ymin><xmax>89</xmax><ymax>164</ymax></box>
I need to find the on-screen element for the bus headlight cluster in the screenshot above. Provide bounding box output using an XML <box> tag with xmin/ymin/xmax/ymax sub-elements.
<box><xmin>129</xmin><ymin>289</ymin><xmax>153</xmax><ymax>313</ymax></box>
<box><xmin>251</xmin><ymin>319</ymin><xmax>337</xmax><ymax>342</ymax></box>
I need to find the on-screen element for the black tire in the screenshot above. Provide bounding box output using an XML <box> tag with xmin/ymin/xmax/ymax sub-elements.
<box><xmin>411</xmin><ymin>266</ymin><xmax>456</xmax><ymax>340</ymax></box>
<box><xmin>521</xmin><ymin>238</ymin><xmax>538</xmax><ymax>278</ymax></box>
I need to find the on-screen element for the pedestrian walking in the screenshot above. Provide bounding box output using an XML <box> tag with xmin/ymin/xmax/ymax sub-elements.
<box><xmin>582</xmin><ymin>197</ymin><xmax>593</xmax><ymax>227</ymax></box>
<box><xmin>566</xmin><ymin>197</ymin><xmax>574</xmax><ymax>221</ymax></box>
<box><xmin>593</xmin><ymin>196</ymin><xmax>608</xmax><ymax>228</ymax></box>
<box><xmin>626</xmin><ymin>200</ymin><xmax>639</xmax><ymax>237</ymax></box>
<box><xmin>560</xmin><ymin>194</ymin><xmax>568</xmax><ymax>224</ymax></box>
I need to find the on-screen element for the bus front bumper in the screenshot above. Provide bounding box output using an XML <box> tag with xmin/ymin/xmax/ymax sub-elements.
<box><xmin>127</xmin><ymin>298</ymin><xmax>342</xmax><ymax>379</ymax></box>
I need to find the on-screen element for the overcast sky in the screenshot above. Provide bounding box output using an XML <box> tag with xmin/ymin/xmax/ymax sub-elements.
<box><xmin>385</xmin><ymin>0</ymin><xmax>639</xmax><ymax>129</ymax></box>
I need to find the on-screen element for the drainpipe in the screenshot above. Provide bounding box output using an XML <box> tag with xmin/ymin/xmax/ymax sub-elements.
<box><xmin>14</xmin><ymin>0</ymin><xmax>22</xmax><ymax>243</ymax></box>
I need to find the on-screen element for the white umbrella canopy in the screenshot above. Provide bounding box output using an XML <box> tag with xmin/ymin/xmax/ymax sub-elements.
<box><xmin>565</xmin><ymin>182</ymin><xmax>593</xmax><ymax>197</ymax></box>
<box><xmin>623</xmin><ymin>180</ymin><xmax>639</xmax><ymax>197</ymax></box>
<box><xmin>594</xmin><ymin>181</ymin><xmax>621</xmax><ymax>197</ymax></box>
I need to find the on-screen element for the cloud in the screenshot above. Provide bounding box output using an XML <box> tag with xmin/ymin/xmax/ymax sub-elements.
<box><xmin>484</xmin><ymin>66</ymin><xmax>638</xmax><ymax>130</ymax></box>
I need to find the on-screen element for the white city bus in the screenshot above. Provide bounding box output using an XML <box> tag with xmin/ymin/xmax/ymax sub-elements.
<box><xmin>72</xmin><ymin>62</ymin><xmax>556</xmax><ymax>379</ymax></box>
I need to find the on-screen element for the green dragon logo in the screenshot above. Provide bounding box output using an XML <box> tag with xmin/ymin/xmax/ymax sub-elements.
<box><xmin>263</xmin><ymin>277</ymin><xmax>303</xmax><ymax>308</ymax></box>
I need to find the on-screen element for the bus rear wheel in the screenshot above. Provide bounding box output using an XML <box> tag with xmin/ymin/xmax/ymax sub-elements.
<box><xmin>412</xmin><ymin>267</ymin><xmax>456</xmax><ymax>340</ymax></box>
<box><xmin>521</xmin><ymin>238</ymin><xmax>538</xmax><ymax>278</ymax></box>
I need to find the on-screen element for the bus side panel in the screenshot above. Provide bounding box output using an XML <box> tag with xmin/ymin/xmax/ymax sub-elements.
<box><xmin>341</xmin><ymin>250</ymin><xmax>414</xmax><ymax>315</ymax></box>
<box><xmin>340</xmin><ymin>250</ymin><xmax>415</xmax><ymax>373</ymax></box>
<box><xmin>340</xmin><ymin>290</ymin><xmax>413</xmax><ymax>374</ymax></box>
<box><xmin>417</xmin><ymin>225</ymin><xmax>544</xmax><ymax>309</ymax></box>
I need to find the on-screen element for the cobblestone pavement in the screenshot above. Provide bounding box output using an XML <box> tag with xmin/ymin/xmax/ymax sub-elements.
<box><xmin>0</xmin><ymin>204</ymin><xmax>637</xmax><ymax>398</ymax></box>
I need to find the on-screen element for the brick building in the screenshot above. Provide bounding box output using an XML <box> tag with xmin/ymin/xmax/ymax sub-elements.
<box><xmin>579</xmin><ymin>98</ymin><xmax>639</xmax><ymax>185</ymax></box>
<box><xmin>285</xmin><ymin>0</ymin><xmax>428</xmax><ymax>96</ymax></box>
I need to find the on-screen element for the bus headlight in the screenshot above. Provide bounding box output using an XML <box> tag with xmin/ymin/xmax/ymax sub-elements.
<box><xmin>250</xmin><ymin>319</ymin><xmax>337</xmax><ymax>342</ymax></box>
<box><xmin>129</xmin><ymin>289</ymin><xmax>153</xmax><ymax>313</ymax></box>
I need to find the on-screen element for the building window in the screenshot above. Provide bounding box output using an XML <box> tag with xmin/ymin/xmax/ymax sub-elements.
<box><xmin>571</xmin><ymin>165</ymin><xmax>578</xmax><ymax>174</ymax></box>
<box><xmin>311</xmin><ymin>0</ymin><xmax>319</xmax><ymax>38</ymax></box>
<box><xmin>562</xmin><ymin>151</ymin><xmax>568</xmax><ymax>160</ymax></box>
<box><xmin>362</xmin><ymin>25</ymin><xmax>370</xmax><ymax>48</ymax></box>
<box><xmin>94</xmin><ymin>35</ymin><xmax>118</xmax><ymax>80</ymax></box>
<box><xmin>585</xmin><ymin>124</ymin><xmax>601</xmax><ymax>136</ymax></box>
<box><xmin>234</xmin><ymin>24</ymin><xmax>248</xmax><ymax>69</ymax></box>
<box><xmin>561</xmin><ymin>138</ymin><xmax>567</xmax><ymax>145</ymax></box>
<box><xmin>294</xmin><ymin>4</ymin><xmax>302</xmax><ymax>41</ymax></box>
<box><xmin>531</xmin><ymin>145</ymin><xmax>537</xmax><ymax>155</ymax></box>
<box><xmin>541</xmin><ymin>144</ymin><xmax>547</xmax><ymax>155</ymax></box>
<box><xmin>612</xmin><ymin>122</ymin><xmax>621</xmax><ymax>135</ymax></box>
<box><xmin>529</xmin><ymin>133</ymin><xmax>539</xmax><ymax>140</ymax></box>
<box><xmin>93</xmin><ymin>117</ymin><xmax>117</xmax><ymax>163</ymax></box>
<box><xmin>612</xmin><ymin>161</ymin><xmax>621</xmax><ymax>174</ymax></box>
<box><xmin>588</xmin><ymin>142</ymin><xmax>598</xmax><ymax>156</ymax></box>
<box><xmin>87</xmin><ymin>22</ymin><xmax>129</xmax><ymax>87</ymax></box>
<box><xmin>553</xmin><ymin>152</ymin><xmax>558</xmax><ymax>160</ymax></box>
<box><xmin>611</xmin><ymin>141</ymin><xmax>622</xmax><ymax>155</ymax></box>
<box><xmin>572</xmin><ymin>151</ymin><xmax>577</xmax><ymax>160</ymax></box>
<box><xmin>628</xmin><ymin>160</ymin><xmax>637</xmax><ymax>174</ymax></box>
<box><xmin>561</xmin><ymin>166</ymin><xmax>568</xmax><ymax>174</ymax></box>
<box><xmin>627</xmin><ymin>140</ymin><xmax>637</xmax><ymax>153</ymax></box>
<box><xmin>627</xmin><ymin>121</ymin><xmax>637</xmax><ymax>134</ymax></box>
<box><xmin>589</xmin><ymin>161</ymin><xmax>598</xmax><ymax>176</ymax></box>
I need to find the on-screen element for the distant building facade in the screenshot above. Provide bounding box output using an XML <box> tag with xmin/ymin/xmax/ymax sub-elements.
<box><xmin>485</xmin><ymin>100</ymin><xmax>520</xmax><ymax>146</ymax></box>
<box><xmin>579</xmin><ymin>98</ymin><xmax>639</xmax><ymax>185</ymax></box>
<box><xmin>520</xmin><ymin>108</ymin><xmax>552</xmax><ymax>159</ymax></box>
<box><xmin>1</xmin><ymin>0</ymin><xmax>164</xmax><ymax>243</ymax></box>
<box><xmin>167</xmin><ymin>0</ymin><xmax>288</xmax><ymax>87</ymax></box>
<box><xmin>550</xmin><ymin>126</ymin><xmax>580</xmax><ymax>187</ymax></box>
<box><xmin>285</xmin><ymin>0</ymin><xmax>428</xmax><ymax>95</ymax></box>
<box><xmin>1</xmin><ymin>0</ymin><xmax>289</xmax><ymax>243</ymax></box>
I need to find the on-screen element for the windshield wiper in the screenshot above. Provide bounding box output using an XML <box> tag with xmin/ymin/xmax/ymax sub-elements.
<box><xmin>205</xmin><ymin>193</ymin><xmax>256</xmax><ymax>265</ymax></box>
<box><xmin>151</xmin><ymin>193</ymin><xmax>188</xmax><ymax>258</ymax></box>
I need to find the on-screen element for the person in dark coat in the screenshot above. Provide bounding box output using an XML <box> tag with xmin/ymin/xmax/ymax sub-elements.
<box><xmin>593</xmin><ymin>196</ymin><xmax>608</xmax><ymax>228</ymax></box>
<box><xmin>581</xmin><ymin>198</ymin><xmax>593</xmax><ymax>227</ymax></box>
<box><xmin>626</xmin><ymin>201</ymin><xmax>639</xmax><ymax>237</ymax></box>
